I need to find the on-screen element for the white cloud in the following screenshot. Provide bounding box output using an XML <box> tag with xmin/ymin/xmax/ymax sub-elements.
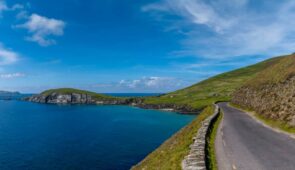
<box><xmin>11</xmin><ymin>4</ymin><xmax>24</xmax><ymax>11</ymax></box>
<box><xmin>16</xmin><ymin>14</ymin><xmax>66</xmax><ymax>46</ymax></box>
<box><xmin>118</xmin><ymin>76</ymin><xmax>186</xmax><ymax>90</ymax></box>
<box><xmin>16</xmin><ymin>10</ymin><xmax>28</xmax><ymax>19</ymax></box>
<box><xmin>0</xmin><ymin>72</ymin><xmax>25</xmax><ymax>79</ymax></box>
<box><xmin>143</xmin><ymin>0</ymin><xmax>295</xmax><ymax>58</ymax></box>
<box><xmin>0</xmin><ymin>45</ymin><xmax>19</xmax><ymax>65</ymax></box>
<box><xmin>0</xmin><ymin>1</ymin><xmax>24</xmax><ymax>15</ymax></box>
<box><xmin>0</xmin><ymin>0</ymin><xmax>8</xmax><ymax>14</ymax></box>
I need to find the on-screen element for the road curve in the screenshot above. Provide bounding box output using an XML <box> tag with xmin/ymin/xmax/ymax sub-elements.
<box><xmin>216</xmin><ymin>102</ymin><xmax>295</xmax><ymax>170</ymax></box>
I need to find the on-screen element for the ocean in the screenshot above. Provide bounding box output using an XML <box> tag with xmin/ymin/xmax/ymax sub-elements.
<box><xmin>0</xmin><ymin>99</ymin><xmax>194</xmax><ymax>169</ymax></box>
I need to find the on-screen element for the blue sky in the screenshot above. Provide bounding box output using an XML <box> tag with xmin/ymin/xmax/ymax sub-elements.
<box><xmin>0</xmin><ymin>0</ymin><xmax>294</xmax><ymax>93</ymax></box>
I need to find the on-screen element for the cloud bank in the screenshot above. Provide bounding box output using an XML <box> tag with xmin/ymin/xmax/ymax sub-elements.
<box><xmin>118</xmin><ymin>76</ymin><xmax>187</xmax><ymax>92</ymax></box>
<box><xmin>0</xmin><ymin>45</ymin><xmax>18</xmax><ymax>65</ymax></box>
<box><xmin>17</xmin><ymin>14</ymin><xmax>66</xmax><ymax>46</ymax></box>
<box><xmin>0</xmin><ymin>0</ymin><xmax>8</xmax><ymax>14</ymax></box>
<box><xmin>0</xmin><ymin>72</ymin><xmax>25</xmax><ymax>79</ymax></box>
<box><xmin>88</xmin><ymin>76</ymin><xmax>189</xmax><ymax>93</ymax></box>
<box><xmin>143</xmin><ymin>0</ymin><xmax>295</xmax><ymax>58</ymax></box>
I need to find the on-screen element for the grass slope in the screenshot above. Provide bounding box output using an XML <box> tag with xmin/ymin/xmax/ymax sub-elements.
<box><xmin>41</xmin><ymin>88</ymin><xmax>118</xmax><ymax>100</ymax></box>
<box><xmin>243</xmin><ymin>54</ymin><xmax>295</xmax><ymax>87</ymax></box>
<box><xmin>132</xmin><ymin>105</ymin><xmax>214</xmax><ymax>170</ymax></box>
<box><xmin>144</xmin><ymin>56</ymin><xmax>284</xmax><ymax>110</ymax></box>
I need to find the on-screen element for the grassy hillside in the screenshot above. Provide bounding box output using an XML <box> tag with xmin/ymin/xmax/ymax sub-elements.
<box><xmin>39</xmin><ymin>56</ymin><xmax>285</xmax><ymax>110</ymax></box>
<box><xmin>232</xmin><ymin>54</ymin><xmax>295</xmax><ymax>128</ymax></box>
<box><xmin>132</xmin><ymin>105</ymin><xmax>215</xmax><ymax>170</ymax></box>
<box><xmin>243</xmin><ymin>54</ymin><xmax>295</xmax><ymax>87</ymax></box>
<box><xmin>143</xmin><ymin>56</ymin><xmax>284</xmax><ymax>110</ymax></box>
<box><xmin>41</xmin><ymin>88</ymin><xmax>119</xmax><ymax>100</ymax></box>
<box><xmin>133</xmin><ymin>55</ymin><xmax>292</xmax><ymax>169</ymax></box>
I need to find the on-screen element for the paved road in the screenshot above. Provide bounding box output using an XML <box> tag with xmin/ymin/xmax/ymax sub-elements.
<box><xmin>216</xmin><ymin>102</ymin><xmax>295</xmax><ymax>170</ymax></box>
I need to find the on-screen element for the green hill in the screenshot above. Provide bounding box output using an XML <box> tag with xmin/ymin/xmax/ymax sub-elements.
<box><xmin>134</xmin><ymin>54</ymin><xmax>294</xmax><ymax>169</ymax></box>
<box><xmin>37</xmin><ymin>55</ymin><xmax>288</xmax><ymax>112</ymax></box>
<box><xmin>41</xmin><ymin>88</ymin><xmax>117</xmax><ymax>100</ymax></box>
<box><xmin>143</xmin><ymin>56</ymin><xmax>284</xmax><ymax>111</ymax></box>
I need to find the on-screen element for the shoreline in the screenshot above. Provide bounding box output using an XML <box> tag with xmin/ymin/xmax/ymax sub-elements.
<box><xmin>23</xmin><ymin>93</ymin><xmax>200</xmax><ymax>115</ymax></box>
<box><xmin>23</xmin><ymin>99</ymin><xmax>200</xmax><ymax>115</ymax></box>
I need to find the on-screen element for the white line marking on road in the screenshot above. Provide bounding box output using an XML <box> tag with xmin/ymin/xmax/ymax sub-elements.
<box><xmin>232</xmin><ymin>164</ymin><xmax>237</xmax><ymax>170</ymax></box>
<box><xmin>223</xmin><ymin>139</ymin><xmax>226</xmax><ymax>147</ymax></box>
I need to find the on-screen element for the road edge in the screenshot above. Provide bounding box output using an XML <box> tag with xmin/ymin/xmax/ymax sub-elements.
<box><xmin>227</xmin><ymin>103</ymin><xmax>295</xmax><ymax>140</ymax></box>
<box><xmin>182</xmin><ymin>104</ymin><xmax>220</xmax><ymax>170</ymax></box>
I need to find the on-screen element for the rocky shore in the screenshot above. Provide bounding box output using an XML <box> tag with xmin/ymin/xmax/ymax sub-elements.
<box><xmin>24</xmin><ymin>92</ymin><xmax>199</xmax><ymax>114</ymax></box>
<box><xmin>137</xmin><ymin>103</ymin><xmax>199</xmax><ymax>114</ymax></box>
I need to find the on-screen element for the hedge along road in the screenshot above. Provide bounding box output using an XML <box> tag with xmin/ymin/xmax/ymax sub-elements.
<box><xmin>215</xmin><ymin>102</ymin><xmax>295</xmax><ymax>170</ymax></box>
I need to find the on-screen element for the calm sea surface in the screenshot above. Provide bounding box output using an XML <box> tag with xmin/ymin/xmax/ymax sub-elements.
<box><xmin>0</xmin><ymin>100</ymin><xmax>194</xmax><ymax>170</ymax></box>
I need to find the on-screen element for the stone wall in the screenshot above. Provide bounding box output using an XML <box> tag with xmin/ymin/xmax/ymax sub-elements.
<box><xmin>182</xmin><ymin>104</ymin><xmax>219</xmax><ymax>170</ymax></box>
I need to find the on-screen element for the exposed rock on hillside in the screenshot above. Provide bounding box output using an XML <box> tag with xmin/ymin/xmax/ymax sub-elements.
<box><xmin>232</xmin><ymin>55</ymin><xmax>295</xmax><ymax>127</ymax></box>
<box><xmin>28</xmin><ymin>93</ymin><xmax>95</xmax><ymax>104</ymax></box>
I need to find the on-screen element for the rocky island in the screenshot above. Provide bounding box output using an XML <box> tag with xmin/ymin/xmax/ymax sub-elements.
<box><xmin>24</xmin><ymin>88</ymin><xmax>198</xmax><ymax>114</ymax></box>
<box><xmin>25</xmin><ymin>88</ymin><xmax>140</xmax><ymax>104</ymax></box>
<box><xmin>0</xmin><ymin>91</ymin><xmax>22</xmax><ymax>100</ymax></box>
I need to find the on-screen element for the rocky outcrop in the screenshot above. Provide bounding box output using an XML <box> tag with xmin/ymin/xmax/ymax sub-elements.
<box><xmin>25</xmin><ymin>93</ymin><xmax>140</xmax><ymax>105</ymax></box>
<box><xmin>232</xmin><ymin>76</ymin><xmax>295</xmax><ymax>127</ymax></box>
<box><xmin>27</xmin><ymin>93</ymin><xmax>95</xmax><ymax>104</ymax></box>
<box><xmin>182</xmin><ymin>104</ymin><xmax>219</xmax><ymax>170</ymax></box>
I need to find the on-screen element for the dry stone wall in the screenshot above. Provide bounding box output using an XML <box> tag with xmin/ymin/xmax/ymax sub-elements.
<box><xmin>182</xmin><ymin>104</ymin><xmax>219</xmax><ymax>170</ymax></box>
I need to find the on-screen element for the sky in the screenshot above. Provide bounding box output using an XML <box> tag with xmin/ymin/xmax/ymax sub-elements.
<box><xmin>0</xmin><ymin>0</ymin><xmax>295</xmax><ymax>93</ymax></box>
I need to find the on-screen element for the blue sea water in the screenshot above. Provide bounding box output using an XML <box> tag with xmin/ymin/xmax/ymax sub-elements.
<box><xmin>104</xmin><ymin>93</ymin><xmax>163</xmax><ymax>97</ymax></box>
<box><xmin>0</xmin><ymin>100</ymin><xmax>195</xmax><ymax>170</ymax></box>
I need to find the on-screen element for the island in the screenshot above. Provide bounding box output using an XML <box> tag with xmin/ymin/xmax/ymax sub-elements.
<box><xmin>24</xmin><ymin>88</ymin><xmax>198</xmax><ymax>114</ymax></box>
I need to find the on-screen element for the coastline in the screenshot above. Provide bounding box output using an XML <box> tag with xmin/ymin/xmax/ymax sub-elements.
<box><xmin>23</xmin><ymin>93</ymin><xmax>200</xmax><ymax>115</ymax></box>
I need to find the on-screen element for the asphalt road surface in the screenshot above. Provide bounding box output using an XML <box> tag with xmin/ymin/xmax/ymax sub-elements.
<box><xmin>216</xmin><ymin>102</ymin><xmax>295</xmax><ymax>170</ymax></box>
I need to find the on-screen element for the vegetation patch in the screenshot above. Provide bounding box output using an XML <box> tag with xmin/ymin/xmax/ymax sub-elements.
<box><xmin>41</xmin><ymin>88</ymin><xmax>120</xmax><ymax>100</ymax></box>
<box><xmin>206</xmin><ymin>111</ymin><xmax>223</xmax><ymax>170</ymax></box>
<box><xmin>132</xmin><ymin>105</ymin><xmax>215</xmax><ymax>170</ymax></box>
